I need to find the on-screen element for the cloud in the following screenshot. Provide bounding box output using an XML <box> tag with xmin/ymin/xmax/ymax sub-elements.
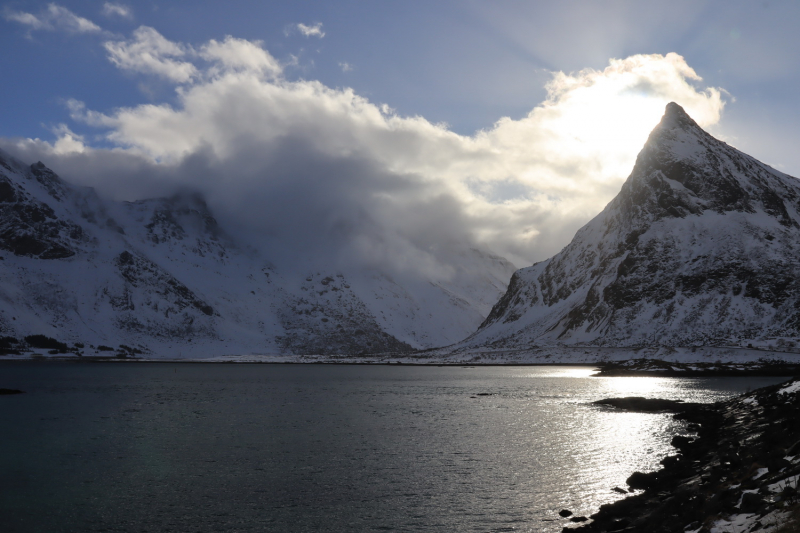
<box><xmin>295</xmin><ymin>22</ymin><xmax>325</xmax><ymax>38</ymax></box>
<box><xmin>4</xmin><ymin>3</ymin><xmax>101</xmax><ymax>33</ymax></box>
<box><xmin>200</xmin><ymin>36</ymin><xmax>282</xmax><ymax>78</ymax></box>
<box><xmin>0</xmin><ymin>34</ymin><xmax>727</xmax><ymax>278</ymax></box>
<box><xmin>476</xmin><ymin>53</ymin><xmax>725</xmax><ymax>196</ymax></box>
<box><xmin>103</xmin><ymin>26</ymin><xmax>197</xmax><ymax>83</ymax></box>
<box><xmin>102</xmin><ymin>2</ymin><xmax>132</xmax><ymax>19</ymax></box>
<box><xmin>49</xmin><ymin>124</ymin><xmax>86</xmax><ymax>154</ymax></box>
<box><xmin>339</xmin><ymin>62</ymin><xmax>354</xmax><ymax>72</ymax></box>
<box><xmin>103</xmin><ymin>29</ymin><xmax>284</xmax><ymax>84</ymax></box>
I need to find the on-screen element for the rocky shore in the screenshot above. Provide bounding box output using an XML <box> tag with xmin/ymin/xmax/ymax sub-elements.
<box><xmin>566</xmin><ymin>378</ymin><xmax>800</xmax><ymax>532</ymax></box>
<box><xmin>594</xmin><ymin>359</ymin><xmax>800</xmax><ymax>378</ymax></box>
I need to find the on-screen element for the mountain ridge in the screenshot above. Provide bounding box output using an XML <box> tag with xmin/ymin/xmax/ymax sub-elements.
<box><xmin>0</xmin><ymin>147</ymin><xmax>516</xmax><ymax>357</ymax></box>
<box><xmin>458</xmin><ymin>102</ymin><xmax>800</xmax><ymax>352</ymax></box>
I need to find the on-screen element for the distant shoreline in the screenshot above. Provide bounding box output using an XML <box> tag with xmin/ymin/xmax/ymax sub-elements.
<box><xmin>4</xmin><ymin>356</ymin><xmax>800</xmax><ymax>378</ymax></box>
<box><xmin>0</xmin><ymin>357</ymin><xmax>595</xmax><ymax>367</ymax></box>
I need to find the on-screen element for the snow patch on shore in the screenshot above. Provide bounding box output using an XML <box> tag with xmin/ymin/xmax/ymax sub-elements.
<box><xmin>779</xmin><ymin>381</ymin><xmax>800</xmax><ymax>395</ymax></box>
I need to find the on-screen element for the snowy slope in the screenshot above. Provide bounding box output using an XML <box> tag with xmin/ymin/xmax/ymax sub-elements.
<box><xmin>459</xmin><ymin>102</ymin><xmax>800</xmax><ymax>350</ymax></box>
<box><xmin>0</xmin><ymin>148</ymin><xmax>515</xmax><ymax>357</ymax></box>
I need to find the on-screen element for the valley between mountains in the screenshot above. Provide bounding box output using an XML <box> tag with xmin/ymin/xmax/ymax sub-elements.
<box><xmin>0</xmin><ymin>146</ymin><xmax>515</xmax><ymax>358</ymax></box>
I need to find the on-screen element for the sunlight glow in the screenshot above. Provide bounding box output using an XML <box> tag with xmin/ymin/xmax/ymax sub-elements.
<box><xmin>524</xmin><ymin>367</ymin><xmax>598</xmax><ymax>379</ymax></box>
<box><xmin>598</xmin><ymin>376</ymin><xmax>672</xmax><ymax>397</ymax></box>
<box><xmin>546</xmin><ymin>93</ymin><xmax>666</xmax><ymax>180</ymax></box>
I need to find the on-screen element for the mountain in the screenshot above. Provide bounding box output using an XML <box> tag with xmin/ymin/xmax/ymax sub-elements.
<box><xmin>459</xmin><ymin>102</ymin><xmax>800</xmax><ymax>352</ymax></box>
<box><xmin>0</xmin><ymin>148</ymin><xmax>516</xmax><ymax>357</ymax></box>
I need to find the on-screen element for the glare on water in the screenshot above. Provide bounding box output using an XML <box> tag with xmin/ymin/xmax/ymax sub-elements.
<box><xmin>0</xmin><ymin>362</ymin><xmax>785</xmax><ymax>533</ymax></box>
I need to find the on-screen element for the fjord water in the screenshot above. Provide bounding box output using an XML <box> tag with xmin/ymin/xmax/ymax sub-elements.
<box><xmin>0</xmin><ymin>363</ymin><xmax>786</xmax><ymax>532</ymax></box>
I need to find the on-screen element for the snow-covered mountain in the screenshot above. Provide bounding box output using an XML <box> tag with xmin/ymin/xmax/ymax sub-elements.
<box><xmin>459</xmin><ymin>102</ymin><xmax>800</xmax><ymax>351</ymax></box>
<box><xmin>0</xmin><ymin>148</ymin><xmax>515</xmax><ymax>357</ymax></box>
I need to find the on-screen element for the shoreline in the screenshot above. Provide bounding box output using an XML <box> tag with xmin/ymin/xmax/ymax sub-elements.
<box><xmin>593</xmin><ymin>359</ymin><xmax>800</xmax><ymax>378</ymax></box>
<box><xmin>0</xmin><ymin>357</ymin><xmax>599</xmax><ymax>367</ymax></box>
<box><xmin>6</xmin><ymin>338</ymin><xmax>800</xmax><ymax>365</ymax></box>
<box><xmin>2</xmin><ymin>356</ymin><xmax>800</xmax><ymax>379</ymax></box>
<box><xmin>570</xmin><ymin>377</ymin><xmax>800</xmax><ymax>532</ymax></box>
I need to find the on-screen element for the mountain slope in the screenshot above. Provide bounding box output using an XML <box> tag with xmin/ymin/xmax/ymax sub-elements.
<box><xmin>461</xmin><ymin>102</ymin><xmax>800</xmax><ymax>350</ymax></box>
<box><xmin>0</xmin><ymin>148</ymin><xmax>515</xmax><ymax>357</ymax></box>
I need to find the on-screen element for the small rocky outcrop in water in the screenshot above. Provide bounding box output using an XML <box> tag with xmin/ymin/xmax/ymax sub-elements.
<box><xmin>593</xmin><ymin>397</ymin><xmax>705</xmax><ymax>413</ymax></box>
<box><xmin>571</xmin><ymin>378</ymin><xmax>800</xmax><ymax>532</ymax></box>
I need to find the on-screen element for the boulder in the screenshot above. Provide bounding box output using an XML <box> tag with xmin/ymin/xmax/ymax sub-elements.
<box><xmin>626</xmin><ymin>471</ymin><xmax>659</xmax><ymax>491</ymax></box>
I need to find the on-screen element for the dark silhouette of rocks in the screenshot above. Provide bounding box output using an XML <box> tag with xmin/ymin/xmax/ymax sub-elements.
<box><xmin>593</xmin><ymin>397</ymin><xmax>705</xmax><ymax>413</ymax></box>
<box><xmin>570</xmin><ymin>378</ymin><xmax>800</xmax><ymax>532</ymax></box>
<box><xmin>594</xmin><ymin>359</ymin><xmax>800</xmax><ymax>377</ymax></box>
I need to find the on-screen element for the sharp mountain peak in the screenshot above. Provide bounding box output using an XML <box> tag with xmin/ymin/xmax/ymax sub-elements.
<box><xmin>458</xmin><ymin>104</ymin><xmax>800</xmax><ymax>351</ymax></box>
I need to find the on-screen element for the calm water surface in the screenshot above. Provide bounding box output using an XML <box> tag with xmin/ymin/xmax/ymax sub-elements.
<box><xmin>0</xmin><ymin>363</ymin><xmax>788</xmax><ymax>532</ymax></box>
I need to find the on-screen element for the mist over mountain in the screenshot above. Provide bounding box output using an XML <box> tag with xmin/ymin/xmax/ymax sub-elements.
<box><xmin>0</xmin><ymin>148</ymin><xmax>515</xmax><ymax>356</ymax></box>
<box><xmin>458</xmin><ymin>103</ymin><xmax>800</xmax><ymax>352</ymax></box>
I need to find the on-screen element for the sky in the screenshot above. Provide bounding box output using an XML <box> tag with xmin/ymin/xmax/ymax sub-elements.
<box><xmin>1</xmin><ymin>1</ymin><xmax>799</xmax><ymax>276</ymax></box>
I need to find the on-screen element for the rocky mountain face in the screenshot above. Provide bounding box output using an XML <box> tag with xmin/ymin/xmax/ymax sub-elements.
<box><xmin>0</xmin><ymin>149</ymin><xmax>515</xmax><ymax>357</ymax></box>
<box><xmin>463</xmin><ymin>102</ymin><xmax>800</xmax><ymax>350</ymax></box>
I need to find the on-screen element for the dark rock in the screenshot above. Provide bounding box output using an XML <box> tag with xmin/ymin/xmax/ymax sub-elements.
<box><xmin>115</xmin><ymin>250</ymin><xmax>216</xmax><ymax>319</ymax></box>
<box><xmin>659</xmin><ymin>454</ymin><xmax>683</xmax><ymax>469</ymax></box>
<box><xmin>0</xmin><ymin>388</ymin><xmax>24</xmax><ymax>395</ymax></box>
<box><xmin>626</xmin><ymin>471</ymin><xmax>659</xmax><ymax>490</ymax></box>
<box><xmin>24</xmin><ymin>334</ymin><xmax>68</xmax><ymax>352</ymax></box>
<box><xmin>559</xmin><ymin>509</ymin><xmax>573</xmax><ymax>518</ymax></box>
<box><xmin>613</xmin><ymin>486</ymin><xmax>628</xmax><ymax>494</ymax></box>
<box><xmin>593</xmin><ymin>397</ymin><xmax>704</xmax><ymax>413</ymax></box>
<box><xmin>671</xmin><ymin>435</ymin><xmax>695</xmax><ymax>450</ymax></box>
<box><xmin>570</xmin><ymin>516</ymin><xmax>588</xmax><ymax>523</ymax></box>
<box><xmin>766</xmin><ymin>456</ymin><xmax>790</xmax><ymax>471</ymax></box>
<box><xmin>0</xmin><ymin>172</ymin><xmax>83</xmax><ymax>259</ymax></box>
<box><xmin>606</xmin><ymin>518</ymin><xmax>629</xmax><ymax>531</ymax></box>
<box><xmin>740</xmin><ymin>491</ymin><xmax>765</xmax><ymax>514</ymax></box>
<box><xmin>787</xmin><ymin>438</ymin><xmax>800</xmax><ymax>456</ymax></box>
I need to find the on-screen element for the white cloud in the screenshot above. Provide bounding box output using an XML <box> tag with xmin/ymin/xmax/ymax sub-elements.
<box><xmin>4</xmin><ymin>3</ymin><xmax>101</xmax><ymax>33</ymax></box>
<box><xmin>4</xmin><ymin>10</ymin><xmax>46</xmax><ymax>29</ymax></box>
<box><xmin>102</xmin><ymin>2</ymin><xmax>132</xmax><ymax>19</ymax></box>
<box><xmin>339</xmin><ymin>62</ymin><xmax>354</xmax><ymax>72</ymax></box>
<box><xmin>103</xmin><ymin>26</ymin><xmax>197</xmax><ymax>83</ymax></box>
<box><xmin>50</xmin><ymin>124</ymin><xmax>86</xmax><ymax>154</ymax></box>
<box><xmin>3</xmin><ymin>45</ymin><xmax>727</xmax><ymax>275</ymax></box>
<box><xmin>103</xmin><ymin>30</ymin><xmax>283</xmax><ymax>84</ymax></box>
<box><xmin>200</xmin><ymin>37</ymin><xmax>282</xmax><ymax>77</ymax></box>
<box><xmin>474</xmin><ymin>53</ymin><xmax>725</xmax><ymax>195</ymax></box>
<box><xmin>296</xmin><ymin>22</ymin><xmax>325</xmax><ymax>38</ymax></box>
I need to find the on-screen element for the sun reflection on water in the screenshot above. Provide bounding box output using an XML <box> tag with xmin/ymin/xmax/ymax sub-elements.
<box><xmin>520</xmin><ymin>367</ymin><xmax>598</xmax><ymax>379</ymax></box>
<box><xmin>598</xmin><ymin>376</ymin><xmax>673</xmax><ymax>397</ymax></box>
